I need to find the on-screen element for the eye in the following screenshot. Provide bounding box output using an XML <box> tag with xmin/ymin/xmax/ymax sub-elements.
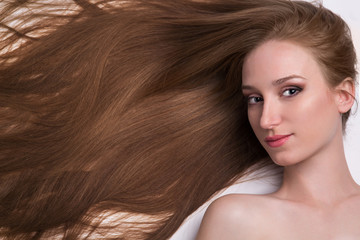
<box><xmin>282</xmin><ymin>87</ymin><xmax>302</xmax><ymax>97</ymax></box>
<box><xmin>247</xmin><ymin>96</ymin><xmax>263</xmax><ymax>105</ymax></box>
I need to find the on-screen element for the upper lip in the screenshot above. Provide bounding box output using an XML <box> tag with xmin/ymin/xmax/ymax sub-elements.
<box><xmin>265</xmin><ymin>134</ymin><xmax>292</xmax><ymax>142</ymax></box>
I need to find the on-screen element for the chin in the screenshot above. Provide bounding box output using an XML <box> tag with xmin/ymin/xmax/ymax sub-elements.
<box><xmin>269</xmin><ymin>152</ymin><xmax>300</xmax><ymax>167</ymax></box>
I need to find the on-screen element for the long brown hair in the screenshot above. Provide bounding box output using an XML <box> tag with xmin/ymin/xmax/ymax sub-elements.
<box><xmin>0</xmin><ymin>0</ymin><xmax>356</xmax><ymax>239</ymax></box>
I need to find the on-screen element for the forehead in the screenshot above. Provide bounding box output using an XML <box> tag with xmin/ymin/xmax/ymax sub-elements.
<box><xmin>241</xmin><ymin>40</ymin><xmax>325</xmax><ymax>86</ymax></box>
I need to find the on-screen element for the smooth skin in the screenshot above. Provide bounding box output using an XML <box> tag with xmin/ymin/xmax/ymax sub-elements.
<box><xmin>196</xmin><ymin>40</ymin><xmax>360</xmax><ymax>240</ymax></box>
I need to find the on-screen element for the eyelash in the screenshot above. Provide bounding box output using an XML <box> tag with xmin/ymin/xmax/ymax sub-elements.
<box><xmin>282</xmin><ymin>87</ymin><xmax>302</xmax><ymax>97</ymax></box>
<box><xmin>246</xmin><ymin>86</ymin><xmax>303</xmax><ymax>105</ymax></box>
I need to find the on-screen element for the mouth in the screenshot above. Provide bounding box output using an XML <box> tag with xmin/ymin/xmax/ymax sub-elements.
<box><xmin>264</xmin><ymin>134</ymin><xmax>293</xmax><ymax>148</ymax></box>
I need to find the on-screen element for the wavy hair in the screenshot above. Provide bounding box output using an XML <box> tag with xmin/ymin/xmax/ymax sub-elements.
<box><xmin>0</xmin><ymin>0</ymin><xmax>357</xmax><ymax>239</ymax></box>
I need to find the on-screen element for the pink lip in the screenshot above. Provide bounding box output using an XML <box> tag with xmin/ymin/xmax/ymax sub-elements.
<box><xmin>264</xmin><ymin>134</ymin><xmax>292</xmax><ymax>148</ymax></box>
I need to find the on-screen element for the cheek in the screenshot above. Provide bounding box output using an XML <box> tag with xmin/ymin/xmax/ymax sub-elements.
<box><xmin>247</xmin><ymin>108</ymin><xmax>262</xmax><ymax>135</ymax></box>
<box><xmin>289</xmin><ymin>91</ymin><xmax>339</xmax><ymax>137</ymax></box>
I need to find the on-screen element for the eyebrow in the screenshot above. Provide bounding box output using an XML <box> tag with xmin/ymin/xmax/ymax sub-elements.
<box><xmin>242</xmin><ymin>74</ymin><xmax>306</xmax><ymax>90</ymax></box>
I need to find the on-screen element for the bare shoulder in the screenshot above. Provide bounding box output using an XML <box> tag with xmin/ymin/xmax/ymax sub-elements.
<box><xmin>196</xmin><ymin>194</ymin><xmax>278</xmax><ymax>240</ymax></box>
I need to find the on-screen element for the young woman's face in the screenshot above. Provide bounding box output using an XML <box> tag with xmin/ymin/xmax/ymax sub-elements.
<box><xmin>242</xmin><ymin>40</ymin><xmax>342</xmax><ymax>166</ymax></box>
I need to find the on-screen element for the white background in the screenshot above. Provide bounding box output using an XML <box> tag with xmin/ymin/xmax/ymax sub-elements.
<box><xmin>171</xmin><ymin>1</ymin><xmax>360</xmax><ymax>239</ymax></box>
<box><xmin>322</xmin><ymin>0</ymin><xmax>360</xmax><ymax>185</ymax></box>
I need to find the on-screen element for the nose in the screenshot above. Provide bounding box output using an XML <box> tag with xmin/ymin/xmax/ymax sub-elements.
<box><xmin>260</xmin><ymin>99</ymin><xmax>282</xmax><ymax>129</ymax></box>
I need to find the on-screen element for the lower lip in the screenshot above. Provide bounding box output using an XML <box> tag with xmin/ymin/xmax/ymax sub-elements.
<box><xmin>265</xmin><ymin>135</ymin><xmax>292</xmax><ymax>148</ymax></box>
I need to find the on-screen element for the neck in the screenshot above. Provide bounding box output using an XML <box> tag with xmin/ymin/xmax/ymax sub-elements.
<box><xmin>274</xmin><ymin>130</ymin><xmax>359</xmax><ymax>207</ymax></box>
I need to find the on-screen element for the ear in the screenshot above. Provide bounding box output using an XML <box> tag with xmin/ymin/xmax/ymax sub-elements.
<box><xmin>334</xmin><ymin>77</ymin><xmax>355</xmax><ymax>113</ymax></box>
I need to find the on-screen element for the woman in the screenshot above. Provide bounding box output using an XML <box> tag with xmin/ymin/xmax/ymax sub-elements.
<box><xmin>0</xmin><ymin>0</ymin><xmax>357</xmax><ymax>239</ymax></box>
<box><xmin>196</xmin><ymin>1</ymin><xmax>360</xmax><ymax>239</ymax></box>
<box><xmin>197</xmin><ymin>39</ymin><xmax>359</xmax><ymax>239</ymax></box>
